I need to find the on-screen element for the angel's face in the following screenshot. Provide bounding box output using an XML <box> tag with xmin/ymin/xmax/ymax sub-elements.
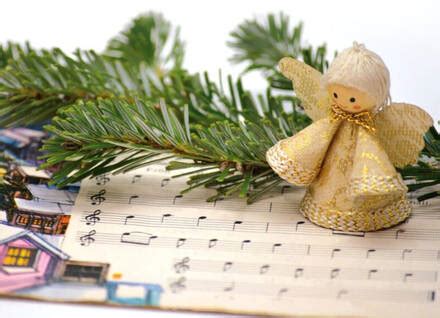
<box><xmin>327</xmin><ymin>84</ymin><xmax>376</xmax><ymax>113</ymax></box>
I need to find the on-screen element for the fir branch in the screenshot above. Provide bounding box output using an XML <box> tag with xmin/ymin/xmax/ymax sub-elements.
<box><xmin>0</xmin><ymin>42</ymin><xmax>34</xmax><ymax>70</ymax></box>
<box><xmin>401</xmin><ymin>126</ymin><xmax>440</xmax><ymax>200</ymax></box>
<box><xmin>41</xmin><ymin>98</ymin><xmax>294</xmax><ymax>202</ymax></box>
<box><xmin>0</xmin><ymin>48</ymin><xmax>145</xmax><ymax>127</ymax></box>
<box><xmin>105</xmin><ymin>12</ymin><xmax>185</xmax><ymax>71</ymax></box>
<box><xmin>228</xmin><ymin>13</ymin><xmax>329</xmax><ymax>90</ymax></box>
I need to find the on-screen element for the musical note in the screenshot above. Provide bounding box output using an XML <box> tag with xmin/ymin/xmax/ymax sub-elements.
<box><xmin>85</xmin><ymin>209</ymin><xmax>101</xmax><ymax>225</ymax></box>
<box><xmin>233</xmin><ymin>220</ymin><xmax>242</xmax><ymax>231</ymax></box>
<box><xmin>176</xmin><ymin>238</ymin><xmax>186</xmax><ymax>248</ymax></box>
<box><xmin>223</xmin><ymin>261</ymin><xmax>233</xmax><ymax>272</ymax></box>
<box><xmin>174</xmin><ymin>257</ymin><xmax>190</xmax><ymax>274</ymax></box>
<box><xmin>95</xmin><ymin>174</ymin><xmax>110</xmax><ymax>185</ymax></box>
<box><xmin>197</xmin><ymin>216</ymin><xmax>207</xmax><ymax>226</ymax></box>
<box><xmin>330</xmin><ymin>268</ymin><xmax>340</xmax><ymax>279</ymax></box>
<box><xmin>241</xmin><ymin>239</ymin><xmax>251</xmax><ymax>250</ymax></box>
<box><xmin>402</xmin><ymin>249</ymin><xmax>413</xmax><ymax>260</ymax></box>
<box><xmin>161</xmin><ymin>178</ymin><xmax>170</xmax><ymax>187</ymax></box>
<box><xmin>124</xmin><ymin>215</ymin><xmax>135</xmax><ymax>225</ymax></box>
<box><xmin>281</xmin><ymin>185</ymin><xmax>291</xmax><ymax>194</ymax></box>
<box><xmin>368</xmin><ymin>269</ymin><xmax>378</xmax><ymax>279</ymax></box>
<box><xmin>90</xmin><ymin>189</ymin><xmax>106</xmax><ymax>205</ymax></box>
<box><xmin>224</xmin><ymin>281</ymin><xmax>235</xmax><ymax>292</ymax></box>
<box><xmin>294</xmin><ymin>268</ymin><xmax>304</xmax><ymax>278</ymax></box>
<box><xmin>331</xmin><ymin>248</ymin><xmax>341</xmax><ymax>258</ymax></box>
<box><xmin>128</xmin><ymin>195</ymin><xmax>139</xmax><ymax>204</ymax></box>
<box><xmin>337</xmin><ymin>289</ymin><xmax>348</xmax><ymax>299</ymax></box>
<box><xmin>131</xmin><ymin>174</ymin><xmax>142</xmax><ymax>184</ymax></box>
<box><xmin>162</xmin><ymin>213</ymin><xmax>172</xmax><ymax>223</ymax></box>
<box><xmin>295</xmin><ymin>221</ymin><xmax>305</xmax><ymax>231</ymax></box>
<box><xmin>260</xmin><ymin>264</ymin><xmax>270</xmax><ymax>275</ymax></box>
<box><xmin>277</xmin><ymin>288</ymin><xmax>288</xmax><ymax>300</ymax></box>
<box><xmin>212</xmin><ymin>197</ymin><xmax>224</xmax><ymax>207</ymax></box>
<box><xmin>80</xmin><ymin>230</ymin><xmax>96</xmax><ymax>246</ymax></box>
<box><xmin>272</xmin><ymin>243</ymin><xmax>282</xmax><ymax>253</ymax></box>
<box><xmin>169</xmin><ymin>277</ymin><xmax>186</xmax><ymax>293</ymax></box>
<box><xmin>366</xmin><ymin>249</ymin><xmax>376</xmax><ymax>258</ymax></box>
<box><xmin>120</xmin><ymin>231</ymin><xmax>157</xmax><ymax>245</ymax></box>
<box><xmin>395</xmin><ymin>229</ymin><xmax>405</xmax><ymax>239</ymax></box>
<box><xmin>173</xmin><ymin>194</ymin><xmax>183</xmax><ymax>204</ymax></box>
<box><xmin>208</xmin><ymin>238</ymin><xmax>218</xmax><ymax>248</ymax></box>
<box><xmin>403</xmin><ymin>272</ymin><xmax>413</xmax><ymax>282</ymax></box>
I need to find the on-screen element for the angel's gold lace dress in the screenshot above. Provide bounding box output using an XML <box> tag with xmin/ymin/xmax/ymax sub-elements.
<box><xmin>266</xmin><ymin>56</ymin><xmax>433</xmax><ymax>232</ymax></box>
<box><xmin>266</xmin><ymin>114</ymin><xmax>411</xmax><ymax>232</ymax></box>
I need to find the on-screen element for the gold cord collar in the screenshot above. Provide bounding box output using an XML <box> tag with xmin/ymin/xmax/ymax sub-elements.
<box><xmin>331</xmin><ymin>104</ymin><xmax>376</xmax><ymax>132</ymax></box>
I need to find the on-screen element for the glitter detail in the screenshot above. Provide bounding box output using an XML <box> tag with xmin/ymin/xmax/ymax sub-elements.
<box><xmin>299</xmin><ymin>191</ymin><xmax>411</xmax><ymax>232</ymax></box>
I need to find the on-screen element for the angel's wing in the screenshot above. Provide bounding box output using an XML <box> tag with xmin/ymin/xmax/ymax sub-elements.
<box><xmin>279</xmin><ymin>57</ymin><xmax>330</xmax><ymax>121</ymax></box>
<box><xmin>374</xmin><ymin>103</ymin><xmax>433</xmax><ymax>168</ymax></box>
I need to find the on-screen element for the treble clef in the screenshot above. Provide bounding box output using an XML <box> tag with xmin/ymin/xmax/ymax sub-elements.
<box><xmin>79</xmin><ymin>230</ymin><xmax>96</xmax><ymax>246</ymax></box>
<box><xmin>169</xmin><ymin>277</ymin><xmax>186</xmax><ymax>293</ymax></box>
<box><xmin>90</xmin><ymin>189</ymin><xmax>106</xmax><ymax>205</ymax></box>
<box><xmin>85</xmin><ymin>209</ymin><xmax>101</xmax><ymax>225</ymax></box>
<box><xmin>95</xmin><ymin>174</ymin><xmax>110</xmax><ymax>185</ymax></box>
<box><xmin>174</xmin><ymin>257</ymin><xmax>190</xmax><ymax>274</ymax></box>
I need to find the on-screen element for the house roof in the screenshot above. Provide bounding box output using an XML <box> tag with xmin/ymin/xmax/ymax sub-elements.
<box><xmin>0</xmin><ymin>223</ymin><xmax>69</xmax><ymax>260</ymax></box>
<box><xmin>14</xmin><ymin>198</ymin><xmax>72</xmax><ymax>215</ymax></box>
<box><xmin>27</xmin><ymin>184</ymin><xmax>78</xmax><ymax>205</ymax></box>
<box><xmin>11</xmin><ymin>128</ymin><xmax>46</xmax><ymax>139</ymax></box>
<box><xmin>17</xmin><ymin>165</ymin><xmax>51</xmax><ymax>179</ymax></box>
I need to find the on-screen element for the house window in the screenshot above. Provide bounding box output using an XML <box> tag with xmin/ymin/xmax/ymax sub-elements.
<box><xmin>58</xmin><ymin>261</ymin><xmax>109</xmax><ymax>284</ymax></box>
<box><xmin>32</xmin><ymin>218</ymin><xmax>42</xmax><ymax>226</ymax></box>
<box><xmin>16</xmin><ymin>215</ymin><xmax>29</xmax><ymax>225</ymax></box>
<box><xmin>2</xmin><ymin>247</ymin><xmax>37</xmax><ymax>267</ymax></box>
<box><xmin>45</xmin><ymin>220</ymin><xmax>55</xmax><ymax>228</ymax></box>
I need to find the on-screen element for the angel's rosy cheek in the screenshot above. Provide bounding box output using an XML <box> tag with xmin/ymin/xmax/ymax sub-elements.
<box><xmin>353</xmin><ymin>105</ymin><xmax>361</xmax><ymax>110</ymax></box>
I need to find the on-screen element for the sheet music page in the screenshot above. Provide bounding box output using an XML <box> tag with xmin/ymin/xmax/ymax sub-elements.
<box><xmin>61</xmin><ymin>163</ymin><xmax>440</xmax><ymax>317</ymax></box>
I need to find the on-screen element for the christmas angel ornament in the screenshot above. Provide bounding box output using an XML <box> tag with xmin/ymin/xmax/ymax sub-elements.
<box><xmin>266</xmin><ymin>42</ymin><xmax>433</xmax><ymax>232</ymax></box>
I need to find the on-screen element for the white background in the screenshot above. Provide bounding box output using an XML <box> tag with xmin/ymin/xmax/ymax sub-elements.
<box><xmin>0</xmin><ymin>1</ymin><xmax>439</xmax><ymax>317</ymax></box>
<box><xmin>1</xmin><ymin>0</ymin><xmax>439</xmax><ymax>123</ymax></box>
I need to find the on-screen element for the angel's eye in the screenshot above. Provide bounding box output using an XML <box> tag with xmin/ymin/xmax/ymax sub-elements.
<box><xmin>333</xmin><ymin>92</ymin><xmax>338</xmax><ymax>98</ymax></box>
<box><xmin>349</xmin><ymin>97</ymin><xmax>356</xmax><ymax>103</ymax></box>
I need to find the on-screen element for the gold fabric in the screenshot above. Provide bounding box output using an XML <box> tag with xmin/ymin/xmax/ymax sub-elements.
<box><xmin>374</xmin><ymin>103</ymin><xmax>433</xmax><ymax>167</ymax></box>
<box><xmin>266</xmin><ymin>117</ymin><xmax>340</xmax><ymax>185</ymax></box>
<box><xmin>279</xmin><ymin>57</ymin><xmax>330</xmax><ymax>121</ymax></box>
<box><xmin>267</xmin><ymin>117</ymin><xmax>410</xmax><ymax>231</ymax></box>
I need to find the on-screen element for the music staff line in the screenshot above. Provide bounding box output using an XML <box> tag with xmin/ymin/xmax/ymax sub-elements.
<box><xmin>172</xmin><ymin>257</ymin><xmax>438</xmax><ymax>283</ymax></box>
<box><xmin>80</xmin><ymin>210</ymin><xmax>440</xmax><ymax>241</ymax></box>
<box><xmin>85</xmin><ymin>190</ymin><xmax>440</xmax><ymax>218</ymax></box>
<box><xmin>168</xmin><ymin>277</ymin><xmax>437</xmax><ymax>304</ymax></box>
<box><xmin>76</xmin><ymin>231</ymin><xmax>440</xmax><ymax>263</ymax></box>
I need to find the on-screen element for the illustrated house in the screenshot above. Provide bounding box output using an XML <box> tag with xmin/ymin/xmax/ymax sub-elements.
<box><xmin>9</xmin><ymin>198</ymin><xmax>72</xmax><ymax>235</ymax></box>
<box><xmin>7</xmin><ymin>165</ymin><xmax>51</xmax><ymax>185</ymax></box>
<box><xmin>0</xmin><ymin>128</ymin><xmax>46</xmax><ymax>164</ymax></box>
<box><xmin>0</xmin><ymin>224</ymin><xmax>69</xmax><ymax>293</ymax></box>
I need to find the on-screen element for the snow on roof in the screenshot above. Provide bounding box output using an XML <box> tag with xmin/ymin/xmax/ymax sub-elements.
<box><xmin>18</xmin><ymin>165</ymin><xmax>51</xmax><ymax>179</ymax></box>
<box><xmin>0</xmin><ymin>130</ymin><xmax>30</xmax><ymax>146</ymax></box>
<box><xmin>27</xmin><ymin>184</ymin><xmax>78</xmax><ymax>205</ymax></box>
<box><xmin>11</xmin><ymin>128</ymin><xmax>46</xmax><ymax>139</ymax></box>
<box><xmin>14</xmin><ymin>198</ymin><xmax>72</xmax><ymax>215</ymax></box>
<box><xmin>0</xmin><ymin>224</ymin><xmax>69</xmax><ymax>259</ymax></box>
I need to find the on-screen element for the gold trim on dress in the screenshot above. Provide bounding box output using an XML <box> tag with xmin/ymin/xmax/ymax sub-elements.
<box><xmin>299</xmin><ymin>191</ymin><xmax>411</xmax><ymax>232</ymax></box>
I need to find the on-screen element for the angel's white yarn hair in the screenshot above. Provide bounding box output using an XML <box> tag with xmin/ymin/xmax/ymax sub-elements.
<box><xmin>322</xmin><ymin>42</ymin><xmax>391</xmax><ymax>109</ymax></box>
